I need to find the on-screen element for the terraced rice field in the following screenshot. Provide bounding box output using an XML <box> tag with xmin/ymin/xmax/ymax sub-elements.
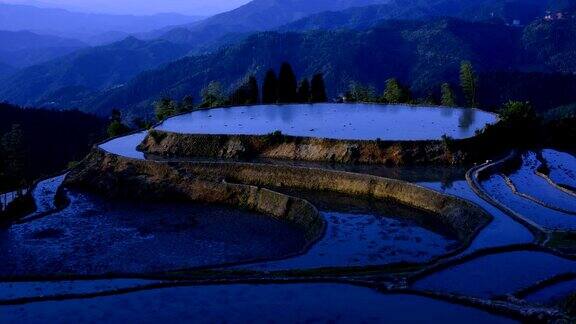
<box><xmin>1</xmin><ymin>106</ymin><xmax>574</xmax><ymax>322</ymax></box>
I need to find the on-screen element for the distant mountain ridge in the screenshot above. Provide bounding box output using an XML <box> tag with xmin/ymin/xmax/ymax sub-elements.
<box><xmin>0</xmin><ymin>3</ymin><xmax>203</xmax><ymax>42</ymax></box>
<box><xmin>0</xmin><ymin>36</ymin><xmax>191</xmax><ymax>107</ymax></box>
<box><xmin>0</xmin><ymin>30</ymin><xmax>87</xmax><ymax>67</ymax></box>
<box><xmin>281</xmin><ymin>0</ymin><xmax>551</xmax><ymax>31</ymax></box>
<box><xmin>152</xmin><ymin>0</ymin><xmax>390</xmax><ymax>46</ymax></box>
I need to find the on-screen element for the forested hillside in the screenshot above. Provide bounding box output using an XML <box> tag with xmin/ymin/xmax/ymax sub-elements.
<box><xmin>281</xmin><ymin>0</ymin><xmax>550</xmax><ymax>31</ymax></box>
<box><xmin>0</xmin><ymin>0</ymin><xmax>574</xmax><ymax>120</ymax></box>
<box><xmin>0</xmin><ymin>30</ymin><xmax>87</xmax><ymax>68</ymax></box>
<box><xmin>75</xmin><ymin>18</ymin><xmax>576</xmax><ymax>118</ymax></box>
<box><xmin>0</xmin><ymin>37</ymin><xmax>191</xmax><ymax>107</ymax></box>
<box><xmin>0</xmin><ymin>103</ymin><xmax>106</xmax><ymax>190</ymax></box>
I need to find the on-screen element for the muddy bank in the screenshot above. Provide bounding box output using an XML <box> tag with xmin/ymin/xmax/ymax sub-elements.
<box><xmin>65</xmin><ymin>150</ymin><xmax>323</xmax><ymax>243</ymax></box>
<box><xmin>138</xmin><ymin>131</ymin><xmax>469</xmax><ymax>165</ymax></box>
<box><xmin>66</xmin><ymin>149</ymin><xmax>492</xmax><ymax>245</ymax></box>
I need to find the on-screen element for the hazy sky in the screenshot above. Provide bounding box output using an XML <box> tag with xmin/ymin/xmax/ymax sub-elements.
<box><xmin>0</xmin><ymin>0</ymin><xmax>251</xmax><ymax>15</ymax></box>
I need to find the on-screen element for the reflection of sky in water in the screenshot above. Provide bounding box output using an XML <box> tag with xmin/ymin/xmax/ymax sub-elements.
<box><xmin>482</xmin><ymin>175</ymin><xmax>576</xmax><ymax>230</ymax></box>
<box><xmin>237</xmin><ymin>191</ymin><xmax>458</xmax><ymax>271</ymax></box>
<box><xmin>414</xmin><ymin>251</ymin><xmax>576</xmax><ymax>298</ymax></box>
<box><xmin>542</xmin><ymin>149</ymin><xmax>576</xmax><ymax>189</ymax></box>
<box><xmin>0</xmin><ymin>191</ymin><xmax>304</xmax><ymax>276</ymax></box>
<box><xmin>156</xmin><ymin>104</ymin><xmax>497</xmax><ymax>140</ymax></box>
<box><xmin>99</xmin><ymin>131</ymin><xmax>147</xmax><ymax>159</ymax></box>
<box><xmin>507</xmin><ymin>152</ymin><xmax>576</xmax><ymax>213</ymax></box>
<box><xmin>524</xmin><ymin>278</ymin><xmax>576</xmax><ymax>305</ymax></box>
<box><xmin>0</xmin><ymin>284</ymin><xmax>515</xmax><ymax>323</ymax></box>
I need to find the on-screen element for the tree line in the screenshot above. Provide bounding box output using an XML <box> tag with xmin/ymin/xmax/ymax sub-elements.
<box><xmin>0</xmin><ymin>103</ymin><xmax>106</xmax><ymax>192</ymax></box>
<box><xmin>152</xmin><ymin>62</ymin><xmax>327</xmax><ymax>122</ymax></box>
<box><xmin>345</xmin><ymin>61</ymin><xmax>479</xmax><ymax>108</ymax></box>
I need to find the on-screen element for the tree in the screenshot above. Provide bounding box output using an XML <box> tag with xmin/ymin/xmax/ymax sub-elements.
<box><xmin>498</xmin><ymin>101</ymin><xmax>539</xmax><ymax>145</ymax></box>
<box><xmin>200</xmin><ymin>81</ymin><xmax>226</xmax><ymax>108</ymax></box>
<box><xmin>346</xmin><ymin>81</ymin><xmax>377</xmax><ymax>102</ymax></box>
<box><xmin>278</xmin><ymin>63</ymin><xmax>298</xmax><ymax>103</ymax></box>
<box><xmin>107</xmin><ymin>109</ymin><xmax>130</xmax><ymax>137</ymax></box>
<box><xmin>262</xmin><ymin>69</ymin><xmax>278</xmax><ymax>104</ymax></box>
<box><xmin>460</xmin><ymin>61</ymin><xmax>478</xmax><ymax>107</ymax></box>
<box><xmin>229</xmin><ymin>76</ymin><xmax>259</xmax><ymax>105</ymax></box>
<box><xmin>247</xmin><ymin>76</ymin><xmax>259</xmax><ymax>104</ymax></box>
<box><xmin>310</xmin><ymin>73</ymin><xmax>328</xmax><ymax>103</ymax></box>
<box><xmin>382</xmin><ymin>78</ymin><xmax>411</xmax><ymax>103</ymax></box>
<box><xmin>178</xmin><ymin>95</ymin><xmax>195</xmax><ymax>113</ymax></box>
<box><xmin>155</xmin><ymin>97</ymin><xmax>177</xmax><ymax>121</ymax></box>
<box><xmin>499</xmin><ymin>101</ymin><xmax>537</xmax><ymax>124</ymax></box>
<box><xmin>1</xmin><ymin>124</ymin><xmax>27</xmax><ymax>186</ymax></box>
<box><xmin>297</xmin><ymin>78</ymin><xmax>311</xmax><ymax>103</ymax></box>
<box><xmin>441</xmin><ymin>83</ymin><xmax>457</xmax><ymax>107</ymax></box>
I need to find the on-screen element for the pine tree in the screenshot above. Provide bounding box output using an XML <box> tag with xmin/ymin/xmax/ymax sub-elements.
<box><xmin>297</xmin><ymin>78</ymin><xmax>311</xmax><ymax>103</ymax></box>
<box><xmin>441</xmin><ymin>83</ymin><xmax>457</xmax><ymax>107</ymax></box>
<box><xmin>310</xmin><ymin>73</ymin><xmax>328</xmax><ymax>103</ymax></box>
<box><xmin>229</xmin><ymin>76</ymin><xmax>259</xmax><ymax>105</ymax></box>
<box><xmin>262</xmin><ymin>69</ymin><xmax>278</xmax><ymax>104</ymax></box>
<box><xmin>383</xmin><ymin>78</ymin><xmax>410</xmax><ymax>103</ymax></box>
<box><xmin>460</xmin><ymin>61</ymin><xmax>478</xmax><ymax>107</ymax></box>
<box><xmin>247</xmin><ymin>76</ymin><xmax>259</xmax><ymax>104</ymax></box>
<box><xmin>278</xmin><ymin>62</ymin><xmax>298</xmax><ymax>103</ymax></box>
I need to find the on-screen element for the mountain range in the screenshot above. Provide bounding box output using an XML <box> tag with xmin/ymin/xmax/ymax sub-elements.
<box><xmin>0</xmin><ymin>30</ymin><xmax>87</xmax><ymax>68</ymax></box>
<box><xmin>0</xmin><ymin>3</ymin><xmax>203</xmax><ymax>43</ymax></box>
<box><xmin>0</xmin><ymin>0</ymin><xmax>575</xmax><ymax>120</ymax></box>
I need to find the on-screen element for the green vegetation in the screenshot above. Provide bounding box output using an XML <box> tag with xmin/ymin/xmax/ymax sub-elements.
<box><xmin>297</xmin><ymin>78</ymin><xmax>311</xmax><ymax>103</ymax></box>
<box><xmin>200</xmin><ymin>81</ymin><xmax>227</xmax><ymax>108</ymax></box>
<box><xmin>310</xmin><ymin>73</ymin><xmax>328</xmax><ymax>103</ymax></box>
<box><xmin>1</xmin><ymin>124</ymin><xmax>27</xmax><ymax>188</ymax></box>
<box><xmin>154</xmin><ymin>97</ymin><xmax>178</xmax><ymax>121</ymax></box>
<box><xmin>460</xmin><ymin>61</ymin><xmax>478</xmax><ymax>108</ymax></box>
<box><xmin>440</xmin><ymin>83</ymin><xmax>457</xmax><ymax>107</ymax></box>
<box><xmin>107</xmin><ymin>109</ymin><xmax>131</xmax><ymax>138</ymax></box>
<box><xmin>262</xmin><ymin>69</ymin><xmax>279</xmax><ymax>104</ymax></box>
<box><xmin>499</xmin><ymin>101</ymin><xmax>538</xmax><ymax>125</ymax></box>
<box><xmin>0</xmin><ymin>102</ymin><xmax>105</xmax><ymax>192</ymax></box>
<box><xmin>229</xmin><ymin>76</ymin><xmax>259</xmax><ymax>106</ymax></box>
<box><xmin>382</xmin><ymin>78</ymin><xmax>412</xmax><ymax>104</ymax></box>
<box><xmin>278</xmin><ymin>62</ymin><xmax>298</xmax><ymax>103</ymax></box>
<box><xmin>346</xmin><ymin>82</ymin><xmax>378</xmax><ymax>103</ymax></box>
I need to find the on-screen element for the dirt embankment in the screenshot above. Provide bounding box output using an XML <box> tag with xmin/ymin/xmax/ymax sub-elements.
<box><xmin>65</xmin><ymin>150</ymin><xmax>323</xmax><ymax>243</ymax></box>
<box><xmin>66</xmin><ymin>149</ymin><xmax>492</xmax><ymax>245</ymax></box>
<box><xmin>138</xmin><ymin>131</ymin><xmax>472</xmax><ymax>165</ymax></box>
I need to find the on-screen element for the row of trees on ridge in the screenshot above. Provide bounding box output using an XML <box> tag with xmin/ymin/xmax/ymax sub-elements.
<box><xmin>345</xmin><ymin>61</ymin><xmax>479</xmax><ymax>108</ymax></box>
<box><xmin>152</xmin><ymin>62</ymin><xmax>327</xmax><ymax>122</ymax></box>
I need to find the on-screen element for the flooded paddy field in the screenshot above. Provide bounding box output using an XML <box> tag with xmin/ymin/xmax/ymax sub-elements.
<box><xmin>0</xmin><ymin>283</ymin><xmax>515</xmax><ymax>323</ymax></box>
<box><xmin>419</xmin><ymin>180</ymin><xmax>534</xmax><ymax>252</ymax></box>
<box><xmin>506</xmin><ymin>152</ymin><xmax>576</xmax><ymax>213</ymax></box>
<box><xmin>413</xmin><ymin>251</ymin><xmax>576</xmax><ymax>298</ymax></box>
<box><xmin>0</xmin><ymin>190</ymin><xmax>305</xmax><ymax>276</ymax></box>
<box><xmin>541</xmin><ymin>149</ymin><xmax>576</xmax><ymax>191</ymax></box>
<box><xmin>0</xmin><ymin>279</ymin><xmax>160</xmax><ymax>301</ymax></box>
<box><xmin>480</xmin><ymin>174</ymin><xmax>576</xmax><ymax>231</ymax></box>
<box><xmin>3</xmin><ymin>108</ymin><xmax>576</xmax><ymax>322</ymax></box>
<box><xmin>155</xmin><ymin>104</ymin><xmax>497</xmax><ymax>140</ymax></box>
<box><xmin>238</xmin><ymin>190</ymin><xmax>459</xmax><ymax>271</ymax></box>
<box><xmin>523</xmin><ymin>278</ymin><xmax>576</xmax><ymax>306</ymax></box>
